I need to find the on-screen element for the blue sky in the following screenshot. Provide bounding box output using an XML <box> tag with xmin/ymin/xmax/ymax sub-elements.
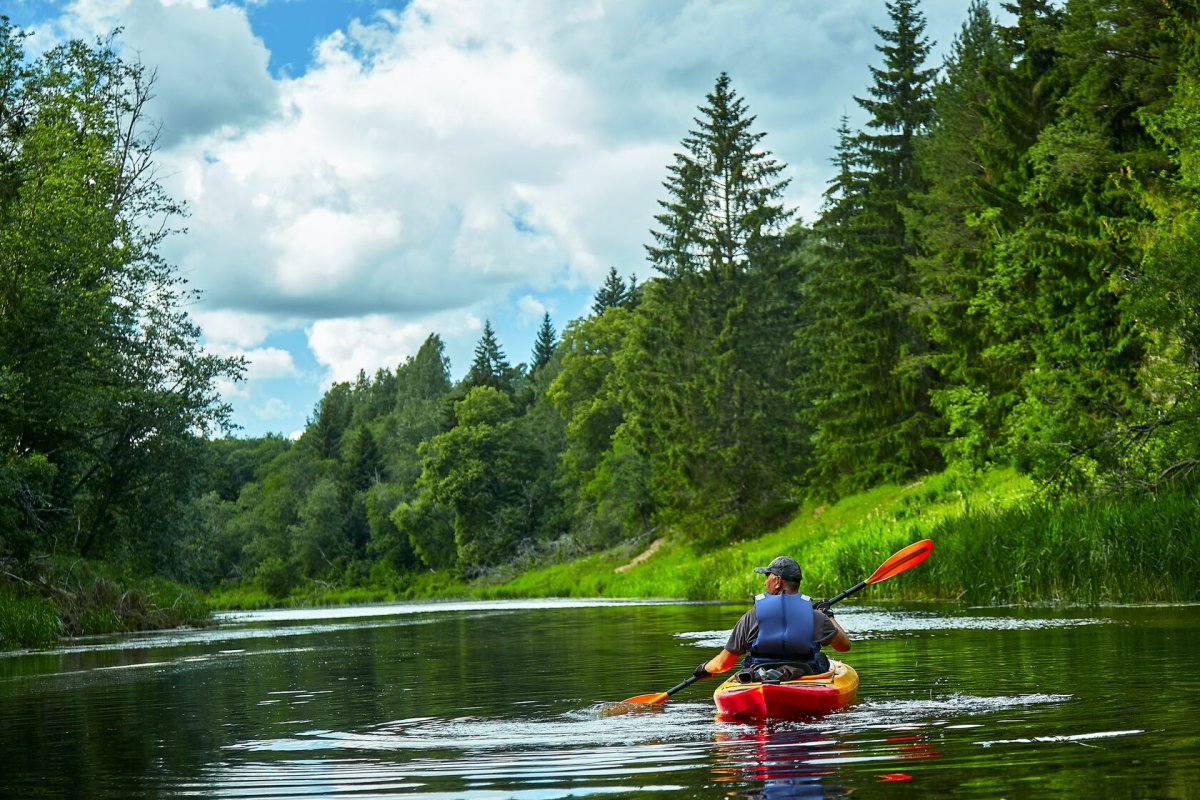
<box><xmin>8</xmin><ymin>0</ymin><xmax>996</xmax><ymax>438</ymax></box>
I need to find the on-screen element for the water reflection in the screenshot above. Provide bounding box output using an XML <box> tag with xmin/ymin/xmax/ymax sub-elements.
<box><xmin>0</xmin><ymin>599</ymin><xmax>1197</xmax><ymax>799</ymax></box>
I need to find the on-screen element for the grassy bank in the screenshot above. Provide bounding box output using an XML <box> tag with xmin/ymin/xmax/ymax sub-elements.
<box><xmin>0</xmin><ymin>558</ymin><xmax>210</xmax><ymax>649</ymax></box>
<box><xmin>203</xmin><ymin>466</ymin><xmax>1200</xmax><ymax>611</ymax></box>
<box><xmin>204</xmin><ymin>567</ymin><xmax>471</xmax><ymax>610</ymax></box>
<box><xmin>479</xmin><ymin>468</ymin><xmax>1200</xmax><ymax>606</ymax></box>
<box><xmin>10</xmin><ymin>466</ymin><xmax>1192</xmax><ymax>648</ymax></box>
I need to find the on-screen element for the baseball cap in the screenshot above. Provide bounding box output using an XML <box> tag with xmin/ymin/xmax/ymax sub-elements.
<box><xmin>753</xmin><ymin>556</ymin><xmax>802</xmax><ymax>583</ymax></box>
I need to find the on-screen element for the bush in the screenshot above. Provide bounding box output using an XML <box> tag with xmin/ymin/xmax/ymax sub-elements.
<box><xmin>256</xmin><ymin>555</ymin><xmax>298</xmax><ymax>599</ymax></box>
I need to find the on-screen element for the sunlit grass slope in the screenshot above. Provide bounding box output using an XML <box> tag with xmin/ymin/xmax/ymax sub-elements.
<box><xmin>481</xmin><ymin>468</ymin><xmax>1200</xmax><ymax>605</ymax></box>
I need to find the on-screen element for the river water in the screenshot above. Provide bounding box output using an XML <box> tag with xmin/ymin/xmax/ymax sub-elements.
<box><xmin>1</xmin><ymin>598</ymin><xmax>1197</xmax><ymax>799</ymax></box>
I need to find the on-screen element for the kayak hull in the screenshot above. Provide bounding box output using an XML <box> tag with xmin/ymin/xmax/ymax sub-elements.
<box><xmin>713</xmin><ymin>659</ymin><xmax>858</xmax><ymax>720</ymax></box>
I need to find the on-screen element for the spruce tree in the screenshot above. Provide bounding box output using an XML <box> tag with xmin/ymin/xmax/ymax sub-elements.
<box><xmin>646</xmin><ymin>72</ymin><xmax>791</xmax><ymax>278</ymax></box>
<box><xmin>987</xmin><ymin>0</ymin><xmax>1169</xmax><ymax>487</ymax></box>
<box><xmin>801</xmin><ymin>0</ymin><xmax>940</xmax><ymax>493</ymax></box>
<box><xmin>530</xmin><ymin>312</ymin><xmax>557</xmax><ymax>372</ymax></box>
<box><xmin>591</xmin><ymin>268</ymin><xmax>630</xmax><ymax>315</ymax></box>
<box><xmin>908</xmin><ymin>0</ymin><xmax>1014</xmax><ymax>465</ymax></box>
<box><xmin>463</xmin><ymin>320</ymin><xmax>514</xmax><ymax>394</ymax></box>
<box><xmin>627</xmin><ymin>72</ymin><xmax>798</xmax><ymax>542</ymax></box>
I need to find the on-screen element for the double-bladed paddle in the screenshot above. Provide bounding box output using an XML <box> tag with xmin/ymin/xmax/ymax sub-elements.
<box><xmin>618</xmin><ymin>538</ymin><xmax>934</xmax><ymax>706</ymax></box>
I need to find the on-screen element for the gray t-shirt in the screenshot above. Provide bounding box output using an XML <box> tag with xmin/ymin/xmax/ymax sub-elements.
<box><xmin>724</xmin><ymin>596</ymin><xmax>840</xmax><ymax>655</ymax></box>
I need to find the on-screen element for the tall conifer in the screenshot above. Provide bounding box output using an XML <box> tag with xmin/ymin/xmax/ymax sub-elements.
<box><xmin>464</xmin><ymin>320</ymin><xmax>514</xmax><ymax>394</ymax></box>
<box><xmin>592</xmin><ymin>268</ymin><xmax>630</xmax><ymax>315</ymax></box>
<box><xmin>628</xmin><ymin>73</ymin><xmax>798</xmax><ymax>541</ymax></box>
<box><xmin>802</xmin><ymin>0</ymin><xmax>940</xmax><ymax>493</ymax></box>
<box><xmin>530</xmin><ymin>312</ymin><xmax>557</xmax><ymax>372</ymax></box>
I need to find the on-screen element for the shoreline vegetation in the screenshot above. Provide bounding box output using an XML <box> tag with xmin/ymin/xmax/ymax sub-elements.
<box><xmin>5</xmin><ymin>8</ymin><xmax>1200</xmax><ymax>652</ymax></box>
<box><xmin>6</xmin><ymin>467</ymin><xmax>1196</xmax><ymax>650</ymax></box>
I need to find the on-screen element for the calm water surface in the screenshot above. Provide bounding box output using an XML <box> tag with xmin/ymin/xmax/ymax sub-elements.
<box><xmin>1</xmin><ymin>598</ymin><xmax>1198</xmax><ymax>798</ymax></box>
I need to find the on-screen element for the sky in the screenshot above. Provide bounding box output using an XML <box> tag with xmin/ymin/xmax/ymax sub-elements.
<box><xmin>7</xmin><ymin>0</ymin><xmax>998</xmax><ymax>439</ymax></box>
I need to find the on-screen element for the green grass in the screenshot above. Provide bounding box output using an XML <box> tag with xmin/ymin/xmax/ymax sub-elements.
<box><xmin>479</xmin><ymin>467</ymin><xmax>1200</xmax><ymax>605</ymax></box>
<box><xmin>920</xmin><ymin>491</ymin><xmax>1200</xmax><ymax>603</ymax></box>
<box><xmin>0</xmin><ymin>591</ymin><xmax>62</xmax><ymax>648</ymax></box>
<box><xmin>0</xmin><ymin>559</ymin><xmax>211</xmax><ymax>648</ymax></box>
<box><xmin>206</xmin><ymin>567</ymin><xmax>472</xmax><ymax>610</ymax></box>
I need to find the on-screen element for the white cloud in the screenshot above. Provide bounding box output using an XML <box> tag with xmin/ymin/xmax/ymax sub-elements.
<box><xmin>41</xmin><ymin>0</ymin><xmax>276</xmax><ymax>145</ymax></box>
<box><xmin>516</xmin><ymin>295</ymin><xmax>548</xmax><ymax>324</ymax></box>
<box><xmin>192</xmin><ymin>309</ymin><xmax>278</xmax><ymax>349</ymax></box>
<box><xmin>242</xmin><ymin>347</ymin><xmax>298</xmax><ymax>381</ymax></box>
<box><xmin>21</xmin><ymin>0</ymin><xmax>989</xmax><ymax>435</ymax></box>
<box><xmin>254</xmin><ymin>397</ymin><xmax>294</xmax><ymax>422</ymax></box>
<box><xmin>306</xmin><ymin>309</ymin><xmax>481</xmax><ymax>386</ymax></box>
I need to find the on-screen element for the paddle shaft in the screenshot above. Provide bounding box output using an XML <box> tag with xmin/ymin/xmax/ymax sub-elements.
<box><xmin>815</xmin><ymin>580</ymin><xmax>867</xmax><ymax>611</ymax></box>
<box><xmin>664</xmin><ymin>674</ymin><xmax>701</xmax><ymax>698</ymax></box>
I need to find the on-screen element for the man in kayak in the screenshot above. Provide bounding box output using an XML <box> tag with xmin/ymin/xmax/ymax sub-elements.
<box><xmin>693</xmin><ymin>556</ymin><xmax>850</xmax><ymax>684</ymax></box>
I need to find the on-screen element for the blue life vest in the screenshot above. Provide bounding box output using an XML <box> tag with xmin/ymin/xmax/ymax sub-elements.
<box><xmin>747</xmin><ymin>592</ymin><xmax>820</xmax><ymax>667</ymax></box>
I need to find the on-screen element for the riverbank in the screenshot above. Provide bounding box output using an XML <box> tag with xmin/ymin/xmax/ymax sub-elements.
<box><xmin>481</xmin><ymin>467</ymin><xmax>1200</xmax><ymax>606</ymax></box>
<box><xmin>6</xmin><ymin>466</ymin><xmax>1198</xmax><ymax>648</ymax></box>
<box><xmin>205</xmin><ymin>466</ymin><xmax>1200</xmax><ymax>612</ymax></box>
<box><xmin>0</xmin><ymin>559</ymin><xmax>210</xmax><ymax>649</ymax></box>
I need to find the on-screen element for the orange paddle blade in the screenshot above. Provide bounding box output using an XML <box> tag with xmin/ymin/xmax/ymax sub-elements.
<box><xmin>622</xmin><ymin>692</ymin><xmax>669</xmax><ymax>705</ymax></box>
<box><xmin>865</xmin><ymin>538</ymin><xmax>933</xmax><ymax>585</ymax></box>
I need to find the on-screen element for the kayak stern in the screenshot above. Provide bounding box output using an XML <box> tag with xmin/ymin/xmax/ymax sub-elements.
<box><xmin>713</xmin><ymin>659</ymin><xmax>858</xmax><ymax>720</ymax></box>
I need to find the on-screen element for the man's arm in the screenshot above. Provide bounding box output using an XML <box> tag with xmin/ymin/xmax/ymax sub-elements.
<box><xmin>694</xmin><ymin>610</ymin><xmax>754</xmax><ymax>678</ymax></box>
<box><xmin>702</xmin><ymin>649</ymin><xmax>740</xmax><ymax>675</ymax></box>
<box><xmin>824</xmin><ymin>612</ymin><xmax>850</xmax><ymax>652</ymax></box>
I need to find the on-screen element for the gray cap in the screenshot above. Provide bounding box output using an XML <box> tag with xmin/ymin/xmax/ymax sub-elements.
<box><xmin>753</xmin><ymin>556</ymin><xmax>802</xmax><ymax>583</ymax></box>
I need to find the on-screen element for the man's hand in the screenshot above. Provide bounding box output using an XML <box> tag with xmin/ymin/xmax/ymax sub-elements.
<box><xmin>693</xmin><ymin>661</ymin><xmax>713</xmax><ymax>679</ymax></box>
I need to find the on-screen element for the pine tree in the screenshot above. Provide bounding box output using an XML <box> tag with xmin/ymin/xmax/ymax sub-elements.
<box><xmin>463</xmin><ymin>320</ymin><xmax>514</xmax><ymax>394</ymax></box>
<box><xmin>646</xmin><ymin>72</ymin><xmax>791</xmax><ymax>278</ymax></box>
<box><xmin>801</xmin><ymin>0</ymin><xmax>940</xmax><ymax>493</ymax></box>
<box><xmin>908</xmin><ymin>0</ymin><xmax>1015</xmax><ymax>465</ymax></box>
<box><xmin>627</xmin><ymin>72</ymin><xmax>798</xmax><ymax>542</ymax></box>
<box><xmin>530</xmin><ymin>312</ymin><xmax>557</xmax><ymax>371</ymax></box>
<box><xmin>986</xmin><ymin>0</ymin><xmax>1170</xmax><ymax>487</ymax></box>
<box><xmin>591</xmin><ymin>268</ymin><xmax>630</xmax><ymax>315</ymax></box>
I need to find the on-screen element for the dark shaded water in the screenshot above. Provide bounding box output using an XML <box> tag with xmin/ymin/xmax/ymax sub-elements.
<box><xmin>1</xmin><ymin>598</ymin><xmax>1198</xmax><ymax>798</ymax></box>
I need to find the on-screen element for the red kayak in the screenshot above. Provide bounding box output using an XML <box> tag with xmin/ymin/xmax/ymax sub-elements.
<box><xmin>713</xmin><ymin>659</ymin><xmax>858</xmax><ymax>719</ymax></box>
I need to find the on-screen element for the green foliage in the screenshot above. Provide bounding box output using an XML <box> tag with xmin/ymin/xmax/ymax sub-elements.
<box><xmin>591</xmin><ymin>267</ymin><xmax>637</xmax><ymax>314</ymax></box>
<box><xmin>646</xmin><ymin>72</ymin><xmax>791</xmax><ymax>277</ymax></box>
<box><xmin>0</xmin><ymin>559</ymin><xmax>209</xmax><ymax>645</ymax></box>
<box><xmin>0</xmin><ymin>22</ymin><xmax>243</xmax><ymax>567</ymax></box>
<box><xmin>628</xmin><ymin>73</ymin><xmax>800</xmax><ymax>543</ymax></box>
<box><xmin>909</xmin><ymin>1</ymin><xmax>1014</xmax><ymax>467</ymax></box>
<box><xmin>464</xmin><ymin>320</ymin><xmax>518</xmax><ymax>394</ymax></box>
<box><xmin>255</xmin><ymin>555</ymin><xmax>298</xmax><ymax>599</ymax></box>
<box><xmin>0</xmin><ymin>591</ymin><xmax>62</xmax><ymax>648</ymax></box>
<box><xmin>530</xmin><ymin>312</ymin><xmax>558</xmax><ymax>373</ymax></box>
<box><xmin>801</xmin><ymin>0</ymin><xmax>942</xmax><ymax>494</ymax></box>
<box><xmin>117</xmin><ymin>2</ymin><xmax>1200</xmax><ymax>610</ymax></box>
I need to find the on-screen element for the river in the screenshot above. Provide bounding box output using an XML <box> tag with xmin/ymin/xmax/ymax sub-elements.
<box><xmin>1</xmin><ymin>598</ymin><xmax>1197</xmax><ymax>798</ymax></box>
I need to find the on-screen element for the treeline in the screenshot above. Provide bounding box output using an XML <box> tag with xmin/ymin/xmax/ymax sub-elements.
<box><xmin>186</xmin><ymin>0</ymin><xmax>1200</xmax><ymax>597</ymax></box>
<box><xmin>3</xmin><ymin>1</ymin><xmax>1200</xmax><ymax>604</ymax></box>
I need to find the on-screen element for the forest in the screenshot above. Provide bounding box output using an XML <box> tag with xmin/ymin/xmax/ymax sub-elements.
<box><xmin>2</xmin><ymin>0</ymin><xmax>1200</xmax><ymax>630</ymax></box>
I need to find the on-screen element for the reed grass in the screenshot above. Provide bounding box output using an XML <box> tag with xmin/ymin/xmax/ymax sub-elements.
<box><xmin>0</xmin><ymin>591</ymin><xmax>62</xmax><ymax>648</ymax></box>
<box><xmin>482</xmin><ymin>468</ymin><xmax>1200</xmax><ymax>606</ymax></box>
<box><xmin>0</xmin><ymin>559</ymin><xmax>211</xmax><ymax>648</ymax></box>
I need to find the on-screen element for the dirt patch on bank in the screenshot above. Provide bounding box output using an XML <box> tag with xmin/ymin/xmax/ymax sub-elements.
<box><xmin>615</xmin><ymin>537</ymin><xmax>665</xmax><ymax>573</ymax></box>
